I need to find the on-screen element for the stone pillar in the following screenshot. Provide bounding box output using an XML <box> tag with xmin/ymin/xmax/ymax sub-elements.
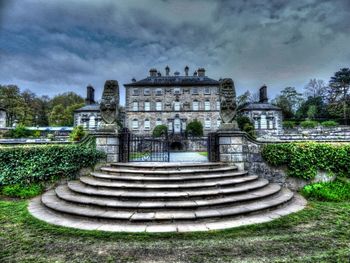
<box><xmin>95</xmin><ymin>132</ymin><xmax>119</xmax><ymax>163</ymax></box>
<box><xmin>217</xmin><ymin>131</ymin><xmax>247</xmax><ymax>171</ymax></box>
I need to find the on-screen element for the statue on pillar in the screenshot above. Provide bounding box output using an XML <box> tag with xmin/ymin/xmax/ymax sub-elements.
<box><xmin>219</xmin><ymin>78</ymin><xmax>239</xmax><ymax>130</ymax></box>
<box><xmin>99</xmin><ymin>80</ymin><xmax>119</xmax><ymax>132</ymax></box>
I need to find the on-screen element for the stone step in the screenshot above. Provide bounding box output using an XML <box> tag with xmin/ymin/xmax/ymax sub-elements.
<box><xmin>41</xmin><ymin>188</ymin><xmax>294</xmax><ymax>221</ymax></box>
<box><xmin>99</xmin><ymin>165</ymin><xmax>237</xmax><ymax>176</ymax></box>
<box><xmin>79</xmin><ymin>175</ymin><xmax>258</xmax><ymax>190</ymax></box>
<box><xmin>68</xmin><ymin>179</ymin><xmax>269</xmax><ymax>199</ymax></box>
<box><xmin>110</xmin><ymin>162</ymin><xmax>228</xmax><ymax>171</ymax></box>
<box><xmin>55</xmin><ymin>183</ymin><xmax>281</xmax><ymax>209</ymax></box>
<box><xmin>29</xmin><ymin>193</ymin><xmax>307</xmax><ymax>232</ymax></box>
<box><xmin>90</xmin><ymin>170</ymin><xmax>248</xmax><ymax>182</ymax></box>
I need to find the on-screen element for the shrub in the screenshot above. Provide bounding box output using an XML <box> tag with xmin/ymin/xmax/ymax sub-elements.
<box><xmin>301</xmin><ymin>180</ymin><xmax>350</xmax><ymax>202</ymax></box>
<box><xmin>69</xmin><ymin>125</ymin><xmax>86</xmax><ymax>142</ymax></box>
<box><xmin>237</xmin><ymin>116</ymin><xmax>256</xmax><ymax>138</ymax></box>
<box><xmin>4</xmin><ymin>124</ymin><xmax>33</xmax><ymax>138</ymax></box>
<box><xmin>152</xmin><ymin>125</ymin><xmax>168</xmax><ymax>138</ymax></box>
<box><xmin>283</xmin><ymin>120</ymin><xmax>296</xmax><ymax>129</ymax></box>
<box><xmin>300</xmin><ymin>120</ymin><xmax>318</xmax><ymax>129</ymax></box>
<box><xmin>321</xmin><ymin>120</ymin><xmax>339</xmax><ymax>128</ymax></box>
<box><xmin>1</xmin><ymin>183</ymin><xmax>44</xmax><ymax>198</ymax></box>
<box><xmin>262</xmin><ymin>142</ymin><xmax>350</xmax><ymax>180</ymax></box>
<box><xmin>186</xmin><ymin>120</ymin><xmax>203</xmax><ymax>137</ymax></box>
<box><xmin>33</xmin><ymin>130</ymin><xmax>41</xmax><ymax>138</ymax></box>
<box><xmin>0</xmin><ymin>145</ymin><xmax>105</xmax><ymax>186</ymax></box>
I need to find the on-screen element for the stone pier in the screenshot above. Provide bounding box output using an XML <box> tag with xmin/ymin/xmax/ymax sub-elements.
<box><xmin>95</xmin><ymin>132</ymin><xmax>119</xmax><ymax>163</ymax></box>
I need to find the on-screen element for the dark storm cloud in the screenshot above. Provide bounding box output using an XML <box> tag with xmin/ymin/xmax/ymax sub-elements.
<box><xmin>0</xmin><ymin>0</ymin><xmax>349</xmax><ymax>103</ymax></box>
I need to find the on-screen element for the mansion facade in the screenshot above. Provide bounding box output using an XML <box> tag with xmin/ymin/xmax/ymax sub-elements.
<box><xmin>124</xmin><ymin>67</ymin><xmax>221</xmax><ymax>135</ymax></box>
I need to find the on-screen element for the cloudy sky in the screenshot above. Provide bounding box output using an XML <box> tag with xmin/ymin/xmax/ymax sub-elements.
<box><xmin>0</xmin><ymin>0</ymin><xmax>349</xmax><ymax>104</ymax></box>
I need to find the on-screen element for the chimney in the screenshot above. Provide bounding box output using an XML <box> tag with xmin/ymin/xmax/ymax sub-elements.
<box><xmin>165</xmin><ymin>66</ymin><xmax>170</xmax><ymax>76</ymax></box>
<box><xmin>131</xmin><ymin>78</ymin><xmax>136</xmax><ymax>82</ymax></box>
<box><xmin>85</xmin><ymin>85</ymin><xmax>95</xmax><ymax>105</ymax></box>
<box><xmin>149</xmin><ymin>68</ymin><xmax>157</xmax><ymax>77</ymax></box>
<box><xmin>197</xmin><ymin>68</ymin><xmax>205</xmax><ymax>77</ymax></box>
<box><xmin>259</xmin><ymin>85</ymin><xmax>268</xmax><ymax>103</ymax></box>
<box><xmin>184</xmin><ymin>66</ymin><xmax>189</xmax><ymax>76</ymax></box>
<box><xmin>193</xmin><ymin>71</ymin><xmax>197</xmax><ymax>76</ymax></box>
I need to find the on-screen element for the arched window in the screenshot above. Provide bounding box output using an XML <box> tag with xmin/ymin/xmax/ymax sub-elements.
<box><xmin>132</xmin><ymin>119</ymin><xmax>139</xmax><ymax>130</ymax></box>
<box><xmin>156</xmin><ymin>118</ymin><xmax>162</xmax><ymax>126</ymax></box>
<box><xmin>193</xmin><ymin>100</ymin><xmax>199</xmax><ymax>111</ymax></box>
<box><xmin>144</xmin><ymin>119</ymin><xmax>150</xmax><ymax>130</ymax></box>
<box><xmin>205</xmin><ymin>118</ymin><xmax>211</xmax><ymax>129</ymax></box>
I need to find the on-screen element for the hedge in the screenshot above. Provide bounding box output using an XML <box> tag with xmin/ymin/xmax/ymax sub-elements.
<box><xmin>261</xmin><ymin>142</ymin><xmax>350</xmax><ymax>180</ymax></box>
<box><xmin>0</xmin><ymin>145</ymin><xmax>105</xmax><ymax>186</ymax></box>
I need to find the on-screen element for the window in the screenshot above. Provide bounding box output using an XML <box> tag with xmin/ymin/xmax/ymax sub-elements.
<box><xmin>144</xmin><ymin>119</ymin><xmax>150</xmax><ymax>130</ymax></box>
<box><xmin>156</xmin><ymin>118</ymin><xmax>162</xmax><ymax>126</ymax></box>
<box><xmin>174</xmin><ymin>101</ymin><xmax>180</xmax><ymax>111</ymax></box>
<box><xmin>174</xmin><ymin>87</ymin><xmax>181</xmax><ymax>94</ymax></box>
<box><xmin>156</xmin><ymin>88</ymin><xmax>162</xmax><ymax>95</ymax></box>
<box><xmin>144</xmin><ymin>101</ymin><xmax>150</xmax><ymax>111</ymax></box>
<box><xmin>132</xmin><ymin>119</ymin><xmax>139</xmax><ymax>130</ymax></box>
<box><xmin>216</xmin><ymin>119</ymin><xmax>221</xmax><ymax>128</ymax></box>
<box><xmin>132</xmin><ymin>101</ymin><xmax>138</xmax><ymax>111</ymax></box>
<box><xmin>133</xmin><ymin>88</ymin><xmax>139</xmax><ymax>95</ymax></box>
<box><xmin>192</xmin><ymin>87</ymin><xmax>198</xmax><ymax>94</ymax></box>
<box><xmin>216</xmin><ymin>100</ymin><xmax>220</xmax><ymax>110</ymax></box>
<box><xmin>193</xmin><ymin>101</ymin><xmax>199</xmax><ymax>111</ymax></box>
<box><xmin>204</xmin><ymin>87</ymin><xmax>211</xmax><ymax>94</ymax></box>
<box><xmin>144</xmin><ymin>88</ymin><xmax>150</xmax><ymax>96</ymax></box>
<box><xmin>205</xmin><ymin>119</ymin><xmax>211</xmax><ymax>129</ymax></box>
<box><xmin>204</xmin><ymin>100</ymin><xmax>211</xmax><ymax>111</ymax></box>
<box><xmin>156</xmin><ymin>101</ymin><xmax>162</xmax><ymax>111</ymax></box>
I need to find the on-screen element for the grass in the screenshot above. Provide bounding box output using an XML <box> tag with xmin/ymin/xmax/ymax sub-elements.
<box><xmin>0</xmin><ymin>199</ymin><xmax>349</xmax><ymax>262</ymax></box>
<box><xmin>198</xmin><ymin>151</ymin><xmax>208</xmax><ymax>157</ymax></box>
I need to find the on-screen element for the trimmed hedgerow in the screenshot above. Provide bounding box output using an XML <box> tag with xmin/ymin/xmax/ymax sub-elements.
<box><xmin>0</xmin><ymin>145</ymin><xmax>105</xmax><ymax>186</ymax></box>
<box><xmin>261</xmin><ymin>142</ymin><xmax>350</xmax><ymax>180</ymax></box>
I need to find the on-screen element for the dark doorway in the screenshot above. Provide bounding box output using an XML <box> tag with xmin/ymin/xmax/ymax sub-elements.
<box><xmin>170</xmin><ymin>141</ymin><xmax>183</xmax><ymax>151</ymax></box>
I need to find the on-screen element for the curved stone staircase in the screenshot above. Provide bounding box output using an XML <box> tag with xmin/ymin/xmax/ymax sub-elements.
<box><xmin>29</xmin><ymin>162</ymin><xmax>306</xmax><ymax>233</ymax></box>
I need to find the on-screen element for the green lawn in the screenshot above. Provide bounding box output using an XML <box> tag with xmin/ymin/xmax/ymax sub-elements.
<box><xmin>198</xmin><ymin>151</ymin><xmax>208</xmax><ymax>157</ymax></box>
<box><xmin>0</xmin><ymin>199</ymin><xmax>349</xmax><ymax>262</ymax></box>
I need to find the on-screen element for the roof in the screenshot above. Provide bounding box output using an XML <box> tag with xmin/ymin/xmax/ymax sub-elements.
<box><xmin>74</xmin><ymin>103</ymin><xmax>100</xmax><ymax>112</ymax></box>
<box><xmin>124</xmin><ymin>76</ymin><xmax>220</xmax><ymax>87</ymax></box>
<box><xmin>241</xmin><ymin>103</ymin><xmax>281</xmax><ymax>111</ymax></box>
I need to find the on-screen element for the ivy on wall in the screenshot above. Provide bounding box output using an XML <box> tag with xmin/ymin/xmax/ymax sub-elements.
<box><xmin>0</xmin><ymin>145</ymin><xmax>105</xmax><ymax>186</ymax></box>
<box><xmin>261</xmin><ymin>142</ymin><xmax>350</xmax><ymax>180</ymax></box>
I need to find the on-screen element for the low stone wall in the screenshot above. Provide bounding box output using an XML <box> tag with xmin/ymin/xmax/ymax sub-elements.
<box><xmin>95</xmin><ymin>132</ymin><xmax>119</xmax><ymax>163</ymax></box>
<box><xmin>217</xmin><ymin>131</ymin><xmax>346</xmax><ymax>190</ymax></box>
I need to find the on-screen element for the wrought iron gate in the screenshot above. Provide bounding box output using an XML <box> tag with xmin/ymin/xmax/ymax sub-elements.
<box><xmin>208</xmin><ymin>132</ymin><xmax>220</xmax><ymax>162</ymax></box>
<box><xmin>119</xmin><ymin>128</ymin><xmax>170</xmax><ymax>162</ymax></box>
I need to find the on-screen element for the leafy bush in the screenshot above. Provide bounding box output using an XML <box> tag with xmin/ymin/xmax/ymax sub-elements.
<box><xmin>301</xmin><ymin>180</ymin><xmax>350</xmax><ymax>202</ymax></box>
<box><xmin>321</xmin><ymin>120</ymin><xmax>339</xmax><ymax>128</ymax></box>
<box><xmin>283</xmin><ymin>120</ymin><xmax>296</xmax><ymax>129</ymax></box>
<box><xmin>152</xmin><ymin>125</ymin><xmax>168</xmax><ymax>138</ymax></box>
<box><xmin>33</xmin><ymin>130</ymin><xmax>41</xmax><ymax>138</ymax></box>
<box><xmin>262</xmin><ymin>142</ymin><xmax>350</xmax><ymax>180</ymax></box>
<box><xmin>300</xmin><ymin>120</ymin><xmax>318</xmax><ymax>129</ymax></box>
<box><xmin>69</xmin><ymin>125</ymin><xmax>86</xmax><ymax>141</ymax></box>
<box><xmin>186</xmin><ymin>120</ymin><xmax>203</xmax><ymax>137</ymax></box>
<box><xmin>1</xmin><ymin>183</ymin><xmax>44</xmax><ymax>198</ymax></box>
<box><xmin>0</xmin><ymin>145</ymin><xmax>105</xmax><ymax>186</ymax></box>
<box><xmin>4</xmin><ymin>124</ymin><xmax>33</xmax><ymax>138</ymax></box>
<box><xmin>237</xmin><ymin>116</ymin><xmax>256</xmax><ymax>138</ymax></box>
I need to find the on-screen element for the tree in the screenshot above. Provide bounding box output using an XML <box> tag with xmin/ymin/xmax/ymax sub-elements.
<box><xmin>272</xmin><ymin>87</ymin><xmax>303</xmax><ymax>119</ymax></box>
<box><xmin>328</xmin><ymin>68</ymin><xmax>350</xmax><ymax>124</ymax></box>
<box><xmin>152</xmin><ymin>125</ymin><xmax>168</xmax><ymax>137</ymax></box>
<box><xmin>49</xmin><ymin>105</ymin><xmax>68</xmax><ymax>126</ymax></box>
<box><xmin>304</xmin><ymin>79</ymin><xmax>327</xmax><ymax>98</ymax></box>
<box><xmin>0</xmin><ymin>85</ymin><xmax>26</xmax><ymax>126</ymax></box>
<box><xmin>296</xmin><ymin>96</ymin><xmax>329</xmax><ymax>120</ymax></box>
<box><xmin>186</xmin><ymin>120</ymin><xmax>203</xmax><ymax>137</ymax></box>
<box><xmin>236</xmin><ymin>90</ymin><xmax>259</xmax><ymax>111</ymax></box>
<box><xmin>49</xmin><ymin>92</ymin><xmax>84</xmax><ymax>109</ymax></box>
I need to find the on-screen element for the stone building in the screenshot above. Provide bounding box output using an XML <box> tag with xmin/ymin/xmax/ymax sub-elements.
<box><xmin>124</xmin><ymin>66</ymin><xmax>221</xmax><ymax>135</ymax></box>
<box><xmin>0</xmin><ymin>107</ymin><xmax>7</xmax><ymax>128</ymax></box>
<box><xmin>241</xmin><ymin>85</ymin><xmax>283</xmax><ymax>135</ymax></box>
<box><xmin>74</xmin><ymin>85</ymin><xmax>102</xmax><ymax>130</ymax></box>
